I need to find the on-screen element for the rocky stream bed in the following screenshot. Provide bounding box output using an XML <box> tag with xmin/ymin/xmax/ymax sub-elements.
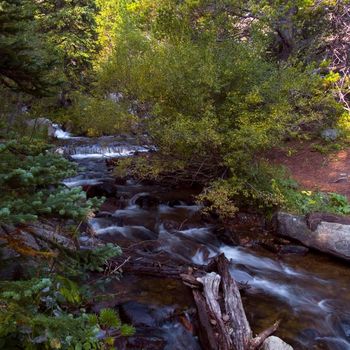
<box><xmin>55</xmin><ymin>129</ymin><xmax>350</xmax><ymax>350</ymax></box>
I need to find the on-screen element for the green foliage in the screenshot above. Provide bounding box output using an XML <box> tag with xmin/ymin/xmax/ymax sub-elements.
<box><xmin>311</xmin><ymin>142</ymin><xmax>343</xmax><ymax>155</ymax></box>
<box><xmin>99</xmin><ymin>308</ymin><xmax>121</xmax><ymax>329</ymax></box>
<box><xmin>55</xmin><ymin>93</ymin><xmax>138</xmax><ymax>136</ymax></box>
<box><xmin>282</xmin><ymin>190</ymin><xmax>350</xmax><ymax>215</ymax></box>
<box><xmin>0</xmin><ymin>276</ymin><xmax>133</xmax><ymax>349</ymax></box>
<box><xmin>0</xmin><ymin>210</ymin><xmax>127</xmax><ymax>349</ymax></box>
<box><xmin>0</xmin><ymin>0</ymin><xmax>56</xmax><ymax>95</ymax></box>
<box><xmin>0</xmin><ymin>0</ymin><xmax>99</xmax><ymax>99</ymax></box>
<box><xmin>97</xmin><ymin>0</ymin><xmax>342</xmax><ymax>215</ymax></box>
<box><xmin>198</xmin><ymin>162</ymin><xmax>350</xmax><ymax>217</ymax></box>
<box><xmin>337</xmin><ymin>112</ymin><xmax>350</xmax><ymax>140</ymax></box>
<box><xmin>36</xmin><ymin>0</ymin><xmax>98</xmax><ymax>90</ymax></box>
<box><xmin>65</xmin><ymin>244</ymin><xmax>123</xmax><ymax>276</ymax></box>
<box><xmin>0</xmin><ymin>136</ymin><xmax>102</xmax><ymax>224</ymax></box>
<box><xmin>197</xmin><ymin>179</ymin><xmax>239</xmax><ymax>219</ymax></box>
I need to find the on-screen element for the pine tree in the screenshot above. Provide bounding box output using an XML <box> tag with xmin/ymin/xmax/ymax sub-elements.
<box><xmin>37</xmin><ymin>0</ymin><xmax>99</xmax><ymax>100</ymax></box>
<box><xmin>0</xmin><ymin>0</ymin><xmax>56</xmax><ymax>95</ymax></box>
<box><xmin>0</xmin><ymin>136</ymin><xmax>101</xmax><ymax>225</ymax></box>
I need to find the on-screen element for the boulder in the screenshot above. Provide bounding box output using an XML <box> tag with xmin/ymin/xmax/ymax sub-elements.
<box><xmin>82</xmin><ymin>181</ymin><xmax>117</xmax><ymax>198</ymax></box>
<box><xmin>321</xmin><ymin>128</ymin><xmax>340</xmax><ymax>141</ymax></box>
<box><xmin>107</xmin><ymin>92</ymin><xmax>123</xmax><ymax>103</ymax></box>
<box><xmin>262</xmin><ymin>336</ymin><xmax>293</xmax><ymax>350</ymax></box>
<box><xmin>26</xmin><ymin>118</ymin><xmax>55</xmax><ymax>137</ymax></box>
<box><xmin>276</xmin><ymin>212</ymin><xmax>350</xmax><ymax>261</ymax></box>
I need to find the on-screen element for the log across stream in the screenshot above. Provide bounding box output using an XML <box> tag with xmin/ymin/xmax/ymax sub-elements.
<box><xmin>57</xmin><ymin>131</ymin><xmax>350</xmax><ymax>350</ymax></box>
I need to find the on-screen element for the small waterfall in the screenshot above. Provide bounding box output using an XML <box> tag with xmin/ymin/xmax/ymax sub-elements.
<box><xmin>58</xmin><ymin>143</ymin><xmax>149</xmax><ymax>160</ymax></box>
<box><xmin>52</xmin><ymin>123</ymin><xmax>72</xmax><ymax>139</ymax></box>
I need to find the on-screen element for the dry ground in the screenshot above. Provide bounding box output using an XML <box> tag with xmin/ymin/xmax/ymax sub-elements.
<box><xmin>266</xmin><ymin>141</ymin><xmax>350</xmax><ymax>199</ymax></box>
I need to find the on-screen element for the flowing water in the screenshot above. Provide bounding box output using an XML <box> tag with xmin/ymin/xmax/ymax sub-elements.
<box><xmin>57</xmin><ymin>127</ymin><xmax>350</xmax><ymax>350</ymax></box>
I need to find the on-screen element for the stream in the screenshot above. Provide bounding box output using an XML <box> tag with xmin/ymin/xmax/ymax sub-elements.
<box><xmin>56</xmin><ymin>128</ymin><xmax>350</xmax><ymax>350</ymax></box>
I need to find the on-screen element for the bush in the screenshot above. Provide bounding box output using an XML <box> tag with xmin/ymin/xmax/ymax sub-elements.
<box><xmin>96</xmin><ymin>0</ymin><xmax>343</xmax><ymax>215</ymax></box>
<box><xmin>55</xmin><ymin>93</ymin><xmax>138</xmax><ymax>136</ymax></box>
<box><xmin>198</xmin><ymin>161</ymin><xmax>350</xmax><ymax>218</ymax></box>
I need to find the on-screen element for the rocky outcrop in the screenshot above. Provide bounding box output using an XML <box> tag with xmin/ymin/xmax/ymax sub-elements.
<box><xmin>262</xmin><ymin>336</ymin><xmax>293</xmax><ymax>350</ymax></box>
<box><xmin>26</xmin><ymin>118</ymin><xmax>56</xmax><ymax>137</ymax></box>
<box><xmin>276</xmin><ymin>212</ymin><xmax>350</xmax><ymax>261</ymax></box>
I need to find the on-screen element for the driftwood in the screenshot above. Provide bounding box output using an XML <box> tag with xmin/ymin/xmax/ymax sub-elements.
<box><xmin>199</xmin><ymin>272</ymin><xmax>233</xmax><ymax>349</ymax></box>
<box><xmin>217</xmin><ymin>254</ymin><xmax>252</xmax><ymax>350</ymax></box>
<box><xmin>192</xmin><ymin>289</ymin><xmax>219</xmax><ymax>350</ymax></box>
<box><xmin>182</xmin><ymin>254</ymin><xmax>280</xmax><ymax>350</ymax></box>
<box><xmin>111</xmin><ymin>251</ymin><xmax>250</xmax><ymax>291</ymax></box>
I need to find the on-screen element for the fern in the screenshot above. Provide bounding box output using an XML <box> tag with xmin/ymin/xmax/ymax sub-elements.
<box><xmin>99</xmin><ymin>308</ymin><xmax>121</xmax><ymax>329</ymax></box>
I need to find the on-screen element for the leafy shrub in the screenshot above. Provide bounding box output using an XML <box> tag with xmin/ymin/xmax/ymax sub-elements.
<box><xmin>96</xmin><ymin>0</ymin><xmax>343</xmax><ymax>216</ymax></box>
<box><xmin>55</xmin><ymin>93</ymin><xmax>138</xmax><ymax>136</ymax></box>
<box><xmin>198</xmin><ymin>161</ymin><xmax>350</xmax><ymax>217</ymax></box>
<box><xmin>337</xmin><ymin>112</ymin><xmax>350</xmax><ymax>140</ymax></box>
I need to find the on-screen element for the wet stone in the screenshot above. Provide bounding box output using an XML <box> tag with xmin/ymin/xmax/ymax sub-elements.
<box><xmin>135</xmin><ymin>194</ymin><xmax>160</xmax><ymax>209</ymax></box>
<box><xmin>120</xmin><ymin>302</ymin><xmax>176</xmax><ymax>328</ymax></box>
<box><xmin>82</xmin><ymin>181</ymin><xmax>117</xmax><ymax>198</ymax></box>
<box><xmin>262</xmin><ymin>336</ymin><xmax>293</xmax><ymax>350</ymax></box>
<box><xmin>162</xmin><ymin>323</ymin><xmax>201</xmax><ymax>350</ymax></box>
<box><xmin>340</xmin><ymin>320</ymin><xmax>350</xmax><ymax>338</ymax></box>
<box><xmin>115</xmin><ymin>334</ymin><xmax>166</xmax><ymax>350</ymax></box>
<box><xmin>279</xmin><ymin>245</ymin><xmax>309</xmax><ymax>255</ymax></box>
<box><xmin>98</xmin><ymin>197</ymin><xmax>122</xmax><ymax>214</ymax></box>
<box><xmin>120</xmin><ymin>302</ymin><xmax>157</xmax><ymax>328</ymax></box>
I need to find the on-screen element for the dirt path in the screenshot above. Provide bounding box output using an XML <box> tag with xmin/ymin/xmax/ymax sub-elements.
<box><xmin>266</xmin><ymin>141</ymin><xmax>350</xmax><ymax>199</ymax></box>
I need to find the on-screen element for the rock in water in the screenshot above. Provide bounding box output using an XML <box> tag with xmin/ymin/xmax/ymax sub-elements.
<box><xmin>135</xmin><ymin>194</ymin><xmax>160</xmax><ymax>209</ymax></box>
<box><xmin>278</xmin><ymin>244</ymin><xmax>309</xmax><ymax>255</ymax></box>
<box><xmin>263</xmin><ymin>336</ymin><xmax>293</xmax><ymax>350</ymax></box>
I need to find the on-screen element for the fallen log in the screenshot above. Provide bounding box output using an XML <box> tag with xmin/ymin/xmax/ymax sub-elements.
<box><xmin>182</xmin><ymin>254</ymin><xmax>280</xmax><ymax>350</ymax></box>
<box><xmin>217</xmin><ymin>254</ymin><xmax>252</xmax><ymax>350</ymax></box>
<box><xmin>111</xmin><ymin>250</ymin><xmax>248</xmax><ymax>289</ymax></box>
<box><xmin>198</xmin><ymin>272</ymin><xmax>233</xmax><ymax>350</ymax></box>
<box><xmin>192</xmin><ymin>289</ymin><xmax>220</xmax><ymax>350</ymax></box>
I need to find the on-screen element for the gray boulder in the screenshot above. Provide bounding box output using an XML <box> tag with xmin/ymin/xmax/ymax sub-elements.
<box><xmin>263</xmin><ymin>336</ymin><xmax>293</xmax><ymax>350</ymax></box>
<box><xmin>26</xmin><ymin>118</ymin><xmax>56</xmax><ymax>137</ymax></box>
<box><xmin>276</xmin><ymin>212</ymin><xmax>350</xmax><ymax>261</ymax></box>
<box><xmin>321</xmin><ymin>128</ymin><xmax>340</xmax><ymax>141</ymax></box>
